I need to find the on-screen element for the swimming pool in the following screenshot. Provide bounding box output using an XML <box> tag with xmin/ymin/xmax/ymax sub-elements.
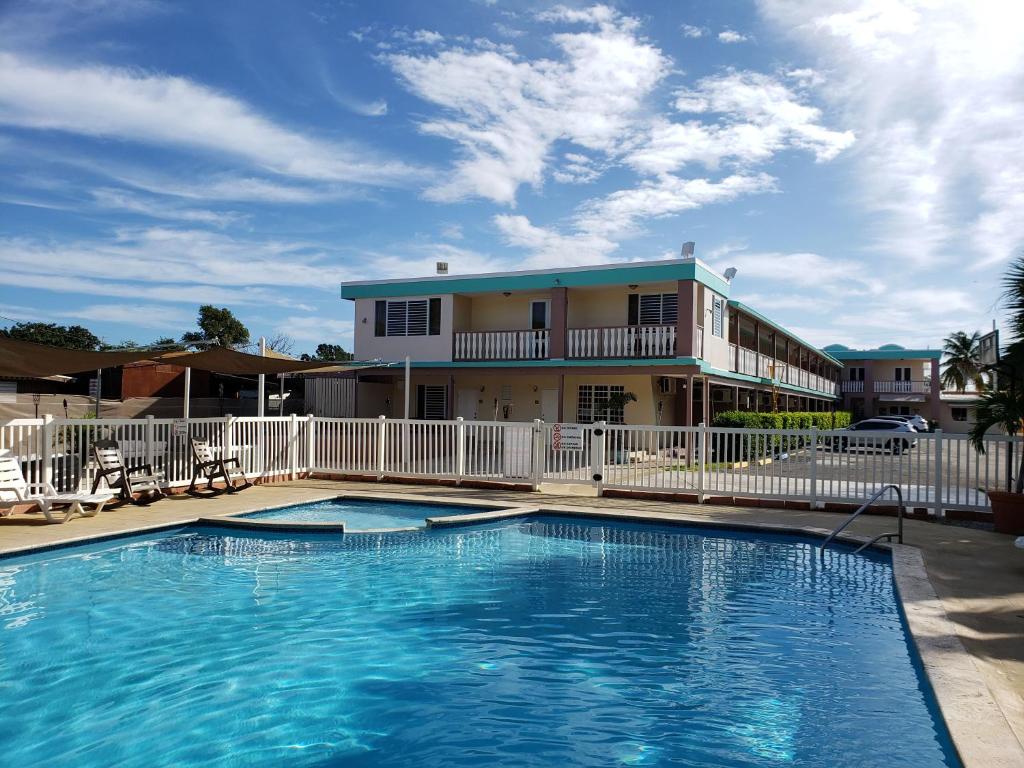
<box><xmin>241</xmin><ymin>497</ymin><xmax>493</xmax><ymax>529</ymax></box>
<box><xmin>0</xmin><ymin>516</ymin><xmax>959</xmax><ymax>767</ymax></box>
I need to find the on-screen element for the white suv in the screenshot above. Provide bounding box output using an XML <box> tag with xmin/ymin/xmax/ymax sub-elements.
<box><xmin>875</xmin><ymin>414</ymin><xmax>930</xmax><ymax>432</ymax></box>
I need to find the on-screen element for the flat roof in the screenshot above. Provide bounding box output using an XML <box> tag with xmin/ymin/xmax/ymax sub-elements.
<box><xmin>825</xmin><ymin>347</ymin><xmax>942</xmax><ymax>361</ymax></box>
<box><xmin>728</xmin><ymin>300</ymin><xmax>842</xmax><ymax>366</ymax></box>
<box><xmin>340</xmin><ymin>257</ymin><xmax>732</xmax><ymax>299</ymax></box>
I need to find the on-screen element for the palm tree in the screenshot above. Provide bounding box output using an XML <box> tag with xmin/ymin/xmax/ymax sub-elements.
<box><xmin>941</xmin><ymin>330</ymin><xmax>984</xmax><ymax>392</ymax></box>
<box><xmin>969</xmin><ymin>385</ymin><xmax>1024</xmax><ymax>492</ymax></box>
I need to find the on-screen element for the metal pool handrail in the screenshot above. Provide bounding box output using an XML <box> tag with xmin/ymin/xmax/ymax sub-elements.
<box><xmin>820</xmin><ymin>484</ymin><xmax>904</xmax><ymax>560</ymax></box>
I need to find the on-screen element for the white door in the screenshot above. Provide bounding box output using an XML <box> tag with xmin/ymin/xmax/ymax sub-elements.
<box><xmin>540</xmin><ymin>389</ymin><xmax>559</xmax><ymax>422</ymax></box>
<box><xmin>456</xmin><ymin>388</ymin><xmax>478</xmax><ymax>420</ymax></box>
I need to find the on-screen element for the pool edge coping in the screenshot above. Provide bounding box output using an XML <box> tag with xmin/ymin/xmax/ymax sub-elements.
<box><xmin>2</xmin><ymin>489</ymin><xmax>1020</xmax><ymax>766</ymax></box>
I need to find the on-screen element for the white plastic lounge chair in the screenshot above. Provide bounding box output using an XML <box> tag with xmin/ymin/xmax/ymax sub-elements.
<box><xmin>188</xmin><ymin>439</ymin><xmax>252</xmax><ymax>495</ymax></box>
<box><xmin>0</xmin><ymin>452</ymin><xmax>114</xmax><ymax>524</ymax></box>
<box><xmin>91</xmin><ymin>439</ymin><xmax>164</xmax><ymax>504</ymax></box>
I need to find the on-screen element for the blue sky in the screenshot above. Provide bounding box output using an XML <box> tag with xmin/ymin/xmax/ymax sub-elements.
<box><xmin>1</xmin><ymin>0</ymin><xmax>1022</xmax><ymax>355</ymax></box>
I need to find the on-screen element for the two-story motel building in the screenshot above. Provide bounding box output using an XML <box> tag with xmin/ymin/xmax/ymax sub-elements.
<box><xmin>339</xmin><ymin>257</ymin><xmax>843</xmax><ymax>425</ymax></box>
<box><xmin>827</xmin><ymin>345</ymin><xmax>943</xmax><ymax>424</ymax></box>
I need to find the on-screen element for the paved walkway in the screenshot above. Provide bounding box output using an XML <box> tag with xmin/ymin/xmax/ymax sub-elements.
<box><xmin>2</xmin><ymin>478</ymin><xmax>1022</xmax><ymax>757</ymax></box>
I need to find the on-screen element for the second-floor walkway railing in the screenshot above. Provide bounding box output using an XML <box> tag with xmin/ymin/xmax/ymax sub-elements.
<box><xmin>567</xmin><ymin>324</ymin><xmax>677</xmax><ymax>359</ymax></box>
<box><xmin>874</xmin><ymin>380</ymin><xmax>929</xmax><ymax>394</ymax></box>
<box><xmin>728</xmin><ymin>343</ymin><xmax>838</xmax><ymax>396</ymax></box>
<box><xmin>453</xmin><ymin>329</ymin><xmax>550</xmax><ymax>361</ymax></box>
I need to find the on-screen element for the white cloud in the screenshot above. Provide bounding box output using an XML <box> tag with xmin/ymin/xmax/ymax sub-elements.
<box><xmin>440</xmin><ymin>223</ymin><xmax>464</xmax><ymax>240</ymax></box>
<box><xmin>0</xmin><ymin>228</ymin><xmax>354</xmax><ymax>297</ymax></box>
<box><xmin>90</xmin><ymin>188</ymin><xmax>243</xmax><ymax>227</ymax></box>
<box><xmin>0</xmin><ymin>52</ymin><xmax>420</xmax><ymax>186</ymax></box>
<box><xmin>493</xmin><ymin>214</ymin><xmax>617</xmax><ymax>266</ymax></box>
<box><xmin>574</xmin><ymin>173</ymin><xmax>778</xmax><ymax>239</ymax></box>
<box><xmin>757</xmin><ymin>0</ymin><xmax>1024</xmax><ymax>267</ymax></box>
<box><xmin>647</xmin><ymin>71</ymin><xmax>855</xmax><ymax>170</ymax></box>
<box><xmin>279</xmin><ymin>316</ymin><xmax>354</xmax><ymax>344</ymax></box>
<box><xmin>718</xmin><ymin>29</ymin><xmax>749</xmax><ymax>43</ymax></box>
<box><xmin>681</xmin><ymin>24</ymin><xmax>706</xmax><ymax>38</ymax></box>
<box><xmin>411</xmin><ymin>29</ymin><xmax>443</xmax><ymax>45</ymax></box>
<box><xmin>386</xmin><ymin>5</ymin><xmax>668</xmax><ymax>203</ymax></box>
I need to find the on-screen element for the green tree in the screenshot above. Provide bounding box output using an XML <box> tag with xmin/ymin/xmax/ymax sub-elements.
<box><xmin>181</xmin><ymin>305</ymin><xmax>249</xmax><ymax>349</ymax></box>
<box><xmin>1</xmin><ymin>322</ymin><xmax>100</xmax><ymax>350</ymax></box>
<box><xmin>300</xmin><ymin>343</ymin><xmax>353</xmax><ymax>362</ymax></box>
<box><xmin>970</xmin><ymin>250</ymin><xmax>1024</xmax><ymax>491</ymax></box>
<box><xmin>941</xmin><ymin>330</ymin><xmax>984</xmax><ymax>392</ymax></box>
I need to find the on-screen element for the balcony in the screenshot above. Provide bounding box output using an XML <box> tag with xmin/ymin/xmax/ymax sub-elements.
<box><xmin>728</xmin><ymin>343</ymin><xmax>838</xmax><ymax>396</ymax></box>
<box><xmin>567</xmin><ymin>325</ymin><xmax>676</xmax><ymax>359</ymax></box>
<box><xmin>453</xmin><ymin>329</ymin><xmax>549</xmax><ymax>361</ymax></box>
<box><xmin>841</xmin><ymin>380</ymin><xmax>864</xmax><ymax>393</ymax></box>
<box><xmin>874</xmin><ymin>380</ymin><xmax>929</xmax><ymax>394</ymax></box>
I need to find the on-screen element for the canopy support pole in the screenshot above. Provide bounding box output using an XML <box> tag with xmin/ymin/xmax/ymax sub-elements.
<box><xmin>279</xmin><ymin>374</ymin><xmax>286</xmax><ymax>416</ymax></box>
<box><xmin>184</xmin><ymin>366</ymin><xmax>191</xmax><ymax>419</ymax></box>
<box><xmin>257</xmin><ymin>336</ymin><xmax>266</xmax><ymax>417</ymax></box>
<box><xmin>94</xmin><ymin>369</ymin><xmax>102</xmax><ymax>418</ymax></box>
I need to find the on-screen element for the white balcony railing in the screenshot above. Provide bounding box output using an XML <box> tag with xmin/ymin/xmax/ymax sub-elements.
<box><xmin>841</xmin><ymin>381</ymin><xmax>864</xmax><ymax>393</ymax></box>
<box><xmin>454</xmin><ymin>329</ymin><xmax>549</xmax><ymax>361</ymax></box>
<box><xmin>567</xmin><ymin>325</ymin><xmax>676</xmax><ymax>359</ymax></box>
<box><xmin>728</xmin><ymin>346</ymin><xmax>837</xmax><ymax>396</ymax></box>
<box><xmin>874</xmin><ymin>380</ymin><xmax>930</xmax><ymax>394</ymax></box>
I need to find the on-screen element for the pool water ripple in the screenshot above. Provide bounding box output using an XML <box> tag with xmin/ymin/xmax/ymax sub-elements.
<box><xmin>0</xmin><ymin>516</ymin><xmax>958</xmax><ymax>767</ymax></box>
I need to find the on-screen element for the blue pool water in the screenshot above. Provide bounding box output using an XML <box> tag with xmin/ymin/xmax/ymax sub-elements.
<box><xmin>0</xmin><ymin>517</ymin><xmax>958</xmax><ymax>767</ymax></box>
<box><xmin>243</xmin><ymin>497</ymin><xmax>491</xmax><ymax>529</ymax></box>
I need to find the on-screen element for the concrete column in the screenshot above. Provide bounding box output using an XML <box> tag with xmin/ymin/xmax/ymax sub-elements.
<box><xmin>685</xmin><ymin>375</ymin><xmax>694</xmax><ymax>426</ymax></box>
<box><xmin>929</xmin><ymin>358</ymin><xmax>941</xmax><ymax>422</ymax></box>
<box><xmin>862</xmin><ymin>360</ymin><xmax>875</xmax><ymax>419</ymax></box>
<box><xmin>550</xmin><ymin>287</ymin><xmax>568</xmax><ymax>359</ymax></box>
<box><xmin>557</xmin><ymin>373</ymin><xmax>565</xmax><ymax>422</ymax></box>
<box><xmin>676</xmin><ymin>280</ymin><xmax>697</xmax><ymax>357</ymax></box>
<box><xmin>447</xmin><ymin>374</ymin><xmax>455</xmax><ymax>419</ymax></box>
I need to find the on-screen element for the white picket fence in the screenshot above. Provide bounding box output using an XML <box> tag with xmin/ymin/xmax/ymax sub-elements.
<box><xmin>2</xmin><ymin>415</ymin><xmax>1019</xmax><ymax>516</ymax></box>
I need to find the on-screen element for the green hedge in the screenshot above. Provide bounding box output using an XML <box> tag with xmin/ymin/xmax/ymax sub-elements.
<box><xmin>712</xmin><ymin>410</ymin><xmax>851</xmax><ymax>430</ymax></box>
<box><xmin>707</xmin><ymin>411</ymin><xmax>852</xmax><ymax>461</ymax></box>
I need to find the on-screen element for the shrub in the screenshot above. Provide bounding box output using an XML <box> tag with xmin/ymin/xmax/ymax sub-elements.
<box><xmin>707</xmin><ymin>410</ymin><xmax>852</xmax><ymax>460</ymax></box>
<box><xmin>712</xmin><ymin>410</ymin><xmax>851</xmax><ymax>430</ymax></box>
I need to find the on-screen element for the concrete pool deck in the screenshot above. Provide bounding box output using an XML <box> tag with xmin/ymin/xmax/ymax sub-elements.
<box><xmin>1</xmin><ymin>478</ymin><xmax>1022</xmax><ymax>765</ymax></box>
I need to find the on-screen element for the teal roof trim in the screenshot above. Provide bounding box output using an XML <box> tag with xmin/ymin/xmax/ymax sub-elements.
<box><xmin>826</xmin><ymin>348</ymin><xmax>942</xmax><ymax>361</ymax></box>
<box><xmin>727</xmin><ymin>300</ymin><xmax>842</xmax><ymax>366</ymax></box>
<box><xmin>341</xmin><ymin>260</ymin><xmax>732</xmax><ymax>299</ymax></box>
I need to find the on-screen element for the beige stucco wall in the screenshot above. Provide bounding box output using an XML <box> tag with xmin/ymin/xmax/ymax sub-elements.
<box><xmin>466</xmin><ymin>292</ymin><xmax>552</xmax><ymax>331</ymax></box>
<box><xmin>351</xmin><ymin>295</ymin><xmax>454</xmax><ymax>363</ymax></box>
<box><xmin>697</xmin><ymin>284</ymin><xmax>731</xmax><ymax>370</ymax></box>
<box><xmin>367</xmin><ymin>372</ymin><xmax>676</xmax><ymax>425</ymax></box>
<box><xmin>566</xmin><ymin>283</ymin><xmax>677</xmax><ymax>329</ymax></box>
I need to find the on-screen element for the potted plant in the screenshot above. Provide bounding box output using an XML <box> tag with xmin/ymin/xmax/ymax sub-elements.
<box><xmin>970</xmin><ymin>385</ymin><xmax>1024</xmax><ymax>534</ymax></box>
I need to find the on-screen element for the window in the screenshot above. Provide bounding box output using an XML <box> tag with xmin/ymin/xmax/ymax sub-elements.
<box><xmin>374</xmin><ymin>298</ymin><xmax>442</xmax><ymax>337</ymax></box>
<box><xmin>711</xmin><ymin>297</ymin><xmax>724</xmax><ymax>338</ymax></box>
<box><xmin>530</xmin><ymin>300</ymin><xmax>550</xmax><ymax>330</ymax></box>
<box><xmin>627</xmin><ymin>293</ymin><xmax>678</xmax><ymax>326</ymax></box>
<box><xmin>951</xmin><ymin>407</ymin><xmax>968</xmax><ymax>422</ymax></box>
<box><xmin>848</xmin><ymin>367</ymin><xmax>864</xmax><ymax>381</ymax></box>
<box><xmin>416</xmin><ymin>385</ymin><xmax>448</xmax><ymax>420</ymax></box>
<box><xmin>577</xmin><ymin>384</ymin><xmax>626</xmax><ymax>424</ymax></box>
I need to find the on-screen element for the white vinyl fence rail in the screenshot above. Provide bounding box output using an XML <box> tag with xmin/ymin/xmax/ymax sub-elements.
<box><xmin>1</xmin><ymin>415</ymin><xmax>1018</xmax><ymax>516</ymax></box>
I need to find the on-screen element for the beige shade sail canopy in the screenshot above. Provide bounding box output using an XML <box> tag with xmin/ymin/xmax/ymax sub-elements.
<box><xmin>151</xmin><ymin>346</ymin><xmax>360</xmax><ymax>375</ymax></box>
<box><xmin>0</xmin><ymin>337</ymin><xmax>363</xmax><ymax>378</ymax></box>
<box><xmin>0</xmin><ymin>337</ymin><xmax>163</xmax><ymax>378</ymax></box>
